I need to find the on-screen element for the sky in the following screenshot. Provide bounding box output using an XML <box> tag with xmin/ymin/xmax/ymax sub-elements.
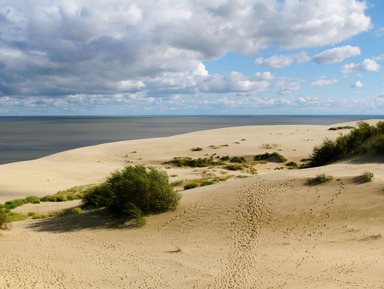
<box><xmin>0</xmin><ymin>0</ymin><xmax>383</xmax><ymax>116</ymax></box>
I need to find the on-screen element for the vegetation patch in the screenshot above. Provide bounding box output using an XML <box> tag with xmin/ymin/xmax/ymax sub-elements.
<box><xmin>164</xmin><ymin>157</ymin><xmax>224</xmax><ymax>167</ymax></box>
<box><xmin>191</xmin><ymin>147</ymin><xmax>203</xmax><ymax>151</ymax></box>
<box><xmin>230</xmin><ymin>156</ymin><xmax>246</xmax><ymax>163</ymax></box>
<box><xmin>262</xmin><ymin>143</ymin><xmax>281</xmax><ymax>149</ymax></box>
<box><xmin>286</xmin><ymin>161</ymin><xmax>298</xmax><ymax>168</ymax></box>
<box><xmin>306</xmin><ymin>174</ymin><xmax>333</xmax><ymax>185</ymax></box>
<box><xmin>254</xmin><ymin>152</ymin><xmax>287</xmax><ymax>163</ymax></box>
<box><xmin>225</xmin><ymin>164</ymin><xmax>244</xmax><ymax>171</ymax></box>
<box><xmin>82</xmin><ymin>165</ymin><xmax>181</xmax><ymax>226</ymax></box>
<box><xmin>328</xmin><ymin>126</ymin><xmax>354</xmax><ymax>131</ymax></box>
<box><xmin>0</xmin><ymin>209</ymin><xmax>11</xmax><ymax>230</ymax></box>
<box><xmin>307</xmin><ymin>121</ymin><xmax>384</xmax><ymax>167</ymax></box>
<box><xmin>361</xmin><ymin>171</ymin><xmax>374</xmax><ymax>182</ymax></box>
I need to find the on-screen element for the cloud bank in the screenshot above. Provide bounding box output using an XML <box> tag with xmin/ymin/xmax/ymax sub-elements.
<box><xmin>0</xmin><ymin>0</ymin><xmax>372</xmax><ymax>113</ymax></box>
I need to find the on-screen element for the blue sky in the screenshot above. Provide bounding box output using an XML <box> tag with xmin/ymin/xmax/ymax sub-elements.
<box><xmin>0</xmin><ymin>0</ymin><xmax>383</xmax><ymax>115</ymax></box>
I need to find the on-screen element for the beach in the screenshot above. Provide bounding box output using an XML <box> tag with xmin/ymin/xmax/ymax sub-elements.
<box><xmin>1</xmin><ymin>120</ymin><xmax>384</xmax><ymax>288</ymax></box>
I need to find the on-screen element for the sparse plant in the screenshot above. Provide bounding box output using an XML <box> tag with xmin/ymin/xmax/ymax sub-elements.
<box><xmin>184</xmin><ymin>182</ymin><xmax>200</xmax><ymax>190</ymax></box>
<box><xmin>286</xmin><ymin>161</ymin><xmax>298</xmax><ymax>167</ymax></box>
<box><xmin>262</xmin><ymin>143</ymin><xmax>281</xmax><ymax>149</ymax></box>
<box><xmin>362</xmin><ymin>171</ymin><xmax>374</xmax><ymax>182</ymax></box>
<box><xmin>191</xmin><ymin>147</ymin><xmax>203</xmax><ymax>151</ymax></box>
<box><xmin>164</xmin><ymin>157</ymin><xmax>224</xmax><ymax>167</ymax></box>
<box><xmin>0</xmin><ymin>209</ymin><xmax>11</xmax><ymax>230</ymax></box>
<box><xmin>307</xmin><ymin>174</ymin><xmax>333</xmax><ymax>185</ymax></box>
<box><xmin>225</xmin><ymin>164</ymin><xmax>244</xmax><ymax>171</ymax></box>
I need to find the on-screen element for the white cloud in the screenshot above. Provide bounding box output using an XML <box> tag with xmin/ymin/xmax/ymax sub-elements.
<box><xmin>274</xmin><ymin>79</ymin><xmax>304</xmax><ymax>95</ymax></box>
<box><xmin>311</xmin><ymin>79</ymin><xmax>340</xmax><ymax>86</ymax></box>
<box><xmin>253</xmin><ymin>72</ymin><xmax>275</xmax><ymax>81</ymax></box>
<box><xmin>340</xmin><ymin>58</ymin><xmax>380</xmax><ymax>73</ymax></box>
<box><xmin>312</xmin><ymin>45</ymin><xmax>361</xmax><ymax>64</ymax></box>
<box><xmin>255</xmin><ymin>55</ymin><xmax>294</xmax><ymax>68</ymax></box>
<box><xmin>0</xmin><ymin>0</ymin><xmax>371</xmax><ymax>100</ymax></box>
<box><xmin>255</xmin><ymin>52</ymin><xmax>310</xmax><ymax>68</ymax></box>
<box><xmin>351</xmin><ymin>80</ymin><xmax>363</xmax><ymax>88</ymax></box>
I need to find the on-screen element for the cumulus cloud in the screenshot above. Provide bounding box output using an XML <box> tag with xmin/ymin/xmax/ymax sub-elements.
<box><xmin>311</xmin><ymin>79</ymin><xmax>340</xmax><ymax>86</ymax></box>
<box><xmin>312</xmin><ymin>45</ymin><xmax>361</xmax><ymax>64</ymax></box>
<box><xmin>274</xmin><ymin>79</ymin><xmax>304</xmax><ymax>95</ymax></box>
<box><xmin>255</xmin><ymin>52</ymin><xmax>310</xmax><ymax>68</ymax></box>
<box><xmin>0</xmin><ymin>0</ymin><xmax>372</xmax><ymax>114</ymax></box>
<box><xmin>340</xmin><ymin>58</ymin><xmax>380</xmax><ymax>73</ymax></box>
<box><xmin>351</xmin><ymin>80</ymin><xmax>363</xmax><ymax>88</ymax></box>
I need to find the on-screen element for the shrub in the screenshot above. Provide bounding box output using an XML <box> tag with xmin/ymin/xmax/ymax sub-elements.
<box><xmin>372</xmin><ymin>134</ymin><xmax>384</xmax><ymax>154</ymax></box>
<box><xmin>308</xmin><ymin>122</ymin><xmax>378</xmax><ymax>167</ymax></box>
<box><xmin>254</xmin><ymin>152</ymin><xmax>287</xmax><ymax>162</ymax></box>
<box><xmin>362</xmin><ymin>171</ymin><xmax>374</xmax><ymax>182</ymax></box>
<box><xmin>307</xmin><ymin>174</ymin><xmax>333</xmax><ymax>185</ymax></box>
<box><xmin>200</xmin><ymin>180</ymin><xmax>214</xmax><ymax>186</ymax></box>
<box><xmin>225</xmin><ymin>164</ymin><xmax>244</xmax><ymax>171</ymax></box>
<box><xmin>4</xmin><ymin>199</ymin><xmax>28</xmax><ymax>210</ymax></box>
<box><xmin>286</xmin><ymin>161</ymin><xmax>298</xmax><ymax>167</ymax></box>
<box><xmin>82</xmin><ymin>183</ymin><xmax>115</xmax><ymax>209</ymax></box>
<box><xmin>220</xmin><ymin>156</ymin><xmax>230</xmax><ymax>161</ymax></box>
<box><xmin>191</xmin><ymin>147</ymin><xmax>203</xmax><ymax>151</ymax></box>
<box><xmin>184</xmin><ymin>182</ymin><xmax>200</xmax><ymax>190</ymax></box>
<box><xmin>25</xmin><ymin>196</ymin><xmax>40</xmax><ymax>204</ymax></box>
<box><xmin>164</xmin><ymin>157</ymin><xmax>224</xmax><ymax>167</ymax></box>
<box><xmin>0</xmin><ymin>209</ymin><xmax>11</xmax><ymax>230</ymax></box>
<box><xmin>230</xmin><ymin>156</ymin><xmax>246</xmax><ymax>163</ymax></box>
<box><xmin>83</xmin><ymin>165</ymin><xmax>181</xmax><ymax>224</ymax></box>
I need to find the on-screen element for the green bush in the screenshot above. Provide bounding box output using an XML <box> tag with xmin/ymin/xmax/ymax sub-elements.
<box><xmin>191</xmin><ymin>147</ymin><xmax>203</xmax><ymax>151</ymax></box>
<box><xmin>308</xmin><ymin>122</ymin><xmax>379</xmax><ymax>167</ymax></box>
<box><xmin>254</xmin><ymin>152</ymin><xmax>287</xmax><ymax>162</ymax></box>
<box><xmin>307</xmin><ymin>174</ymin><xmax>333</xmax><ymax>185</ymax></box>
<box><xmin>220</xmin><ymin>156</ymin><xmax>230</xmax><ymax>161</ymax></box>
<box><xmin>25</xmin><ymin>196</ymin><xmax>40</xmax><ymax>204</ymax></box>
<box><xmin>362</xmin><ymin>171</ymin><xmax>374</xmax><ymax>182</ymax></box>
<box><xmin>184</xmin><ymin>183</ymin><xmax>200</xmax><ymax>190</ymax></box>
<box><xmin>225</xmin><ymin>164</ymin><xmax>244</xmax><ymax>171</ymax></box>
<box><xmin>164</xmin><ymin>157</ymin><xmax>224</xmax><ymax>167</ymax></box>
<box><xmin>83</xmin><ymin>165</ymin><xmax>181</xmax><ymax>224</ymax></box>
<box><xmin>0</xmin><ymin>209</ymin><xmax>11</xmax><ymax>230</ymax></box>
<box><xmin>230</xmin><ymin>156</ymin><xmax>246</xmax><ymax>163</ymax></box>
<box><xmin>372</xmin><ymin>134</ymin><xmax>384</xmax><ymax>154</ymax></box>
<box><xmin>286</xmin><ymin>161</ymin><xmax>298</xmax><ymax>167</ymax></box>
<box><xmin>4</xmin><ymin>199</ymin><xmax>27</xmax><ymax>210</ymax></box>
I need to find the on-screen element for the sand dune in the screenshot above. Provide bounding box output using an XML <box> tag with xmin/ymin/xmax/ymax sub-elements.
<box><xmin>1</xmin><ymin>120</ymin><xmax>384</xmax><ymax>288</ymax></box>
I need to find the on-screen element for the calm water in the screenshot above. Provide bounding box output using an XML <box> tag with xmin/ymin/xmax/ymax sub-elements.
<box><xmin>0</xmin><ymin>115</ymin><xmax>382</xmax><ymax>164</ymax></box>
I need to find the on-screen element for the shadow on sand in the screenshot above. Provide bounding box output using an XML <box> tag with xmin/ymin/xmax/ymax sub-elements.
<box><xmin>25</xmin><ymin>209</ymin><xmax>136</xmax><ymax>233</ymax></box>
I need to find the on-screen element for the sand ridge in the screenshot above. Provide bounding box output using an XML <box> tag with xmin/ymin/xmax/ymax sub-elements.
<box><xmin>1</xmin><ymin>120</ymin><xmax>384</xmax><ymax>288</ymax></box>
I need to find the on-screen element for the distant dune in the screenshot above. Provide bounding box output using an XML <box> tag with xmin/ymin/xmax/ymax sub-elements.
<box><xmin>1</xmin><ymin>120</ymin><xmax>384</xmax><ymax>288</ymax></box>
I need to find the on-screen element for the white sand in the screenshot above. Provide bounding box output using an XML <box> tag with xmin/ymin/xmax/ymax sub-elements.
<box><xmin>1</xmin><ymin>120</ymin><xmax>384</xmax><ymax>288</ymax></box>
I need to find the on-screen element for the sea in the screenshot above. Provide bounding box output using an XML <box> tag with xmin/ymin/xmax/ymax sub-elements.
<box><xmin>0</xmin><ymin>115</ymin><xmax>382</xmax><ymax>165</ymax></box>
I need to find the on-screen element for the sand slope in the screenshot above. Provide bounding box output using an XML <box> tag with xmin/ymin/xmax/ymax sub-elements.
<box><xmin>1</xmin><ymin>120</ymin><xmax>384</xmax><ymax>288</ymax></box>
